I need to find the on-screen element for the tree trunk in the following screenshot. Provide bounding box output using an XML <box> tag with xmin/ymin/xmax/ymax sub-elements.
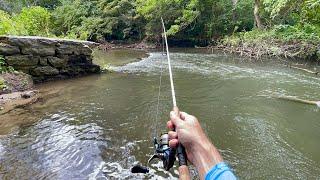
<box><xmin>232</xmin><ymin>0</ymin><xmax>238</xmax><ymax>22</ymax></box>
<box><xmin>254</xmin><ymin>0</ymin><xmax>263</xmax><ymax>29</ymax></box>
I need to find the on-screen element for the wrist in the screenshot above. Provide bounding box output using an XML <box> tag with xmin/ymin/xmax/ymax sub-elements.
<box><xmin>191</xmin><ymin>138</ymin><xmax>223</xmax><ymax>179</ymax></box>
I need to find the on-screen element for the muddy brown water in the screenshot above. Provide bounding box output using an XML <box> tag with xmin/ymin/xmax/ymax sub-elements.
<box><xmin>0</xmin><ymin>49</ymin><xmax>319</xmax><ymax>179</ymax></box>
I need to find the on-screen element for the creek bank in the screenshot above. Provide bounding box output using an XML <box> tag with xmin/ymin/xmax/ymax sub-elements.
<box><xmin>0</xmin><ymin>36</ymin><xmax>103</xmax><ymax>114</ymax></box>
<box><xmin>0</xmin><ymin>36</ymin><xmax>101</xmax><ymax>83</ymax></box>
<box><xmin>216</xmin><ymin>32</ymin><xmax>320</xmax><ymax>61</ymax></box>
<box><xmin>0</xmin><ymin>72</ymin><xmax>33</xmax><ymax>94</ymax></box>
<box><xmin>0</xmin><ymin>90</ymin><xmax>39</xmax><ymax>115</ymax></box>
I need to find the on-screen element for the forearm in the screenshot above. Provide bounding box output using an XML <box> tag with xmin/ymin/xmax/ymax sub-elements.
<box><xmin>191</xmin><ymin>138</ymin><xmax>223</xmax><ymax>179</ymax></box>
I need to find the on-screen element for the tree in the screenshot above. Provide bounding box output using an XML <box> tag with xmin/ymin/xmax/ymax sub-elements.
<box><xmin>254</xmin><ymin>0</ymin><xmax>263</xmax><ymax>29</ymax></box>
<box><xmin>0</xmin><ymin>0</ymin><xmax>60</xmax><ymax>13</ymax></box>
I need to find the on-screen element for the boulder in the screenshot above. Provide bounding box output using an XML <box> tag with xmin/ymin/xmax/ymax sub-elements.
<box><xmin>48</xmin><ymin>57</ymin><xmax>68</xmax><ymax>68</ymax></box>
<box><xmin>30</xmin><ymin>66</ymin><xmax>59</xmax><ymax>76</ymax></box>
<box><xmin>21</xmin><ymin>90</ymin><xmax>37</xmax><ymax>99</ymax></box>
<box><xmin>85</xmin><ymin>64</ymin><xmax>101</xmax><ymax>73</ymax></box>
<box><xmin>57</xmin><ymin>43</ymin><xmax>92</xmax><ymax>56</ymax></box>
<box><xmin>0</xmin><ymin>43</ymin><xmax>20</xmax><ymax>55</ymax></box>
<box><xmin>12</xmin><ymin>66</ymin><xmax>32</xmax><ymax>74</ymax></box>
<box><xmin>5</xmin><ymin>55</ymin><xmax>39</xmax><ymax>66</ymax></box>
<box><xmin>0</xmin><ymin>36</ymin><xmax>101</xmax><ymax>82</ymax></box>
<box><xmin>68</xmin><ymin>54</ymin><xmax>91</xmax><ymax>65</ymax></box>
<box><xmin>21</xmin><ymin>46</ymin><xmax>56</xmax><ymax>56</ymax></box>
<box><xmin>39</xmin><ymin>57</ymin><xmax>48</xmax><ymax>66</ymax></box>
<box><xmin>0</xmin><ymin>36</ymin><xmax>58</xmax><ymax>47</ymax></box>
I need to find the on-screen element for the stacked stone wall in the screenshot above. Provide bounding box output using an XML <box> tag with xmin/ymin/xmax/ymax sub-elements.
<box><xmin>0</xmin><ymin>36</ymin><xmax>100</xmax><ymax>83</ymax></box>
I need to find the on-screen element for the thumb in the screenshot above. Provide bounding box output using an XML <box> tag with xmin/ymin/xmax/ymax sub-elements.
<box><xmin>170</xmin><ymin>111</ymin><xmax>183</xmax><ymax>127</ymax></box>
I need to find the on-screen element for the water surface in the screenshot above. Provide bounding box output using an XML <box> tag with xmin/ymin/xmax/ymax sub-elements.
<box><xmin>0</xmin><ymin>49</ymin><xmax>319</xmax><ymax>179</ymax></box>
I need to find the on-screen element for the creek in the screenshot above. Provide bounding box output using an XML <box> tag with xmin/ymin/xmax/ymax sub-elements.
<box><xmin>0</xmin><ymin>49</ymin><xmax>319</xmax><ymax>179</ymax></box>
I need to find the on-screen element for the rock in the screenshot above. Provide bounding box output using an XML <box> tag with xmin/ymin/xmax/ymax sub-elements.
<box><xmin>39</xmin><ymin>57</ymin><xmax>48</xmax><ymax>66</ymax></box>
<box><xmin>48</xmin><ymin>57</ymin><xmax>68</xmax><ymax>68</ymax></box>
<box><xmin>12</xmin><ymin>66</ymin><xmax>31</xmax><ymax>74</ymax></box>
<box><xmin>68</xmin><ymin>54</ymin><xmax>91</xmax><ymax>65</ymax></box>
<box><xmin>21</xmin><ymin>90</ymin><xmax>37</xmax><ymax>99</ymax></box>
<box><xmin>1</xmin><ymin>36</ymin><xmax>58</xmax><ymax>47</ymax></box>
<box><xmin>0</xmin><ymin>72</ymin><xmax>33</xmax><ymax>94</ymax></box>
<box><xmin>21</xmin><ymin>46</ymin><xmax>56</xmax><ymax>56</ymax></box>
<box><xmin>5</xmin><ymin>55</ymin><xmax>39</xmax><ymax>66</ymax></box>
<box><xmin>30</xmin><ymin>66</ymin><xmax>59</xmax><ymax>76</ymax></box>
<box><xmin>0</xmin><ymin>36</ymin><xmax>101</xmax><ymax>82</ymax></box>
<box><xmin>2</xmin><ymin>36</ymin><xmax>57</xmax><ymax>56</ymax></box>
<box><xmin>57</xmin><ymin>43</ymin><xmax>92</xmax><ymax>55</ymax></box>
<box><xmin>85</xmin><ymin>64</ymin><xmax>101</xmax><ymax>73</ymax></box>
<box><xmin>0</xmin><ymin>43</ymin><xmax>20</xmax><ymax>55</ymax></box>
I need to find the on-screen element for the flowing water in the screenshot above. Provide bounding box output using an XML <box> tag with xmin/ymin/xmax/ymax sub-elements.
<box><xmin>0</xmin><ymin>49</ymin><xmax>320</xmax><ymax>179</ymax></box>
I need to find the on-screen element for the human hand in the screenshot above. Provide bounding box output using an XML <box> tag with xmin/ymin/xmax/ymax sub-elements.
<box><xmin>167</xmin><ymin>108</ymin><xmax>223</xmax><ymax>179</ymax></box>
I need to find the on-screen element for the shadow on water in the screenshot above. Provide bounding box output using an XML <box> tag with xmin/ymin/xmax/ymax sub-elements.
<box><xmin>0</xmin><ymin>48</ymin><xmax>319</xmax><ymax>179</ymax></box>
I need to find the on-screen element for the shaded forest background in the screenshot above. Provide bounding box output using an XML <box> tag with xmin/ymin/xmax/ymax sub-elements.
<box><xmin>0</xmin><ymin>0</ymin><xmax>319</xmax><ymax>47</ymax></box>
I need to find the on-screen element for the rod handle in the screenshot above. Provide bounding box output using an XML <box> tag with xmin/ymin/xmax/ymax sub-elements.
<box><xmin>177</xmin><ymin>144</ymin><xmax>188</xmax><ymax>166</ymax></box>
<box><xmin>179</xmin><ymin>165</ymin><xmax>190</xmax><ymax>180</ymax></box>
<box><xmin>173</xmin><ymin>106</ymin><xmax>190</xmax><ymax>180</ymax></box>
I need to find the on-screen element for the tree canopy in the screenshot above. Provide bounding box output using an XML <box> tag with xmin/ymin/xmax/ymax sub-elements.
<box><xmin>0</xmin><ymin>0</ymin><xmax>319</xmax><ymax>44</ymax></box>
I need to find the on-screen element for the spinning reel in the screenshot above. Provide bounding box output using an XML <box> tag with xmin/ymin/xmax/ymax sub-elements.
<box><xmin>131</xmin><ymin>133</ymin><xmax>176</xmax><ymax>174</ymax></box>
<box><xmin>148</xmin><ymin>133</ymin><xmax>176</xmax><ymax>170</ymax></box>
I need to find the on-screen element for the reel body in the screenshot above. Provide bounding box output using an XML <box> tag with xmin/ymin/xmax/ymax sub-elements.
<box><xmin>148</xmin><ymin>133</ymin><xmax>176</xmax><ymax>171</ymax></box>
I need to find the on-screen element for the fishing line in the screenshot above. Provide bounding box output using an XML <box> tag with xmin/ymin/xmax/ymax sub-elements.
<box><xmin>154</xmin><ymin>35</ymin><xmax>165</xmax><ymax>137</ymax></box>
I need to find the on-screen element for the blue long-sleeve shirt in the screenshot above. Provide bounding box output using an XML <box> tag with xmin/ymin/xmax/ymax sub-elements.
<box><xmin>205</xmin><ymin>162</ymin><xmax>237</xmax><ymax>180</ymax></box>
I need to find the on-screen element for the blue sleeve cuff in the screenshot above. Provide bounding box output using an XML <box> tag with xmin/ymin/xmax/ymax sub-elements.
<box><xmin>205</xmin><ymin>162</ymin><xmax>237</xmax><ymax>180</ymax></box>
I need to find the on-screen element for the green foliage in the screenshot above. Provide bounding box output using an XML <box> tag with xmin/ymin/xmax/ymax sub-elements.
<box><xmin>0</xmin><ymin>0</ymin><xmax>60</xmax><ymax>12</ymax></box>
<box><xmin>0</xmin><ymin>10</ymin><xmax>17</xmax><ymax>35</ymax></box>
<box><xmin>0</xmin><ymin>6</ymin><xmax>52</xmax><ymax>36</ymax></box>
<box><xmin>52</xmin><ymin>0</ymin><xmax>100</xmax><ymax>40</ymax></box>
<box><xmin>0</xmin><ymin>56</ymin><xmax>14</xmax><ymax>73</ymax></box>
<box><xmin>223</xmin><ymin>24</ymin><xmax>320</xmax><ymax>45</ymax></box>
<box><xmin>136</xmin><ymin>0</ymin><xmax>249</xmax><ymax>41</ymax></box>
<box><xmin>15</xmin><ymin>6</ymin><xmax>52</xmax><ymax>36</ymax></box>
<box><xmin>0</xmin><ymin>0</ymin><xmax>319</xmax><ymax>48</ymax></box>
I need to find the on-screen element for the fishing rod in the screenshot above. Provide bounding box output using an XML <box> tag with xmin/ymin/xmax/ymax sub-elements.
<box><xmin>131</xmin><ymin>18</ymin><xmax>190</xmax><ymax>179</ymax></box>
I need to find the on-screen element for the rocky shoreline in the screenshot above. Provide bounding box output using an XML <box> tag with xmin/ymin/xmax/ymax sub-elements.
<box><xmin>0</xmin><ymin>36</ymin><xmax>101</xmax><ymax>83</ymax></box>
<box><xmin>0</xmin><ymin>36</ymin><xmax>102</xmax><ymax>115</ymax></box>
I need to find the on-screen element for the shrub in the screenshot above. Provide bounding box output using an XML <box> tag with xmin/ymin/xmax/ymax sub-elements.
<box><xmin>0</xmin><ymin>7</ymin><xmax>53</xmax><ymax>36</ymax></box>
<box><xmin>0</xmin><ymin>57</ymin><xmax>14</xmax><ymax>73</ymax></box>
<box><xmin>14</xmin><ymin>6</ymin><xmax>52</xmax><ymax>36</ymax></box>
